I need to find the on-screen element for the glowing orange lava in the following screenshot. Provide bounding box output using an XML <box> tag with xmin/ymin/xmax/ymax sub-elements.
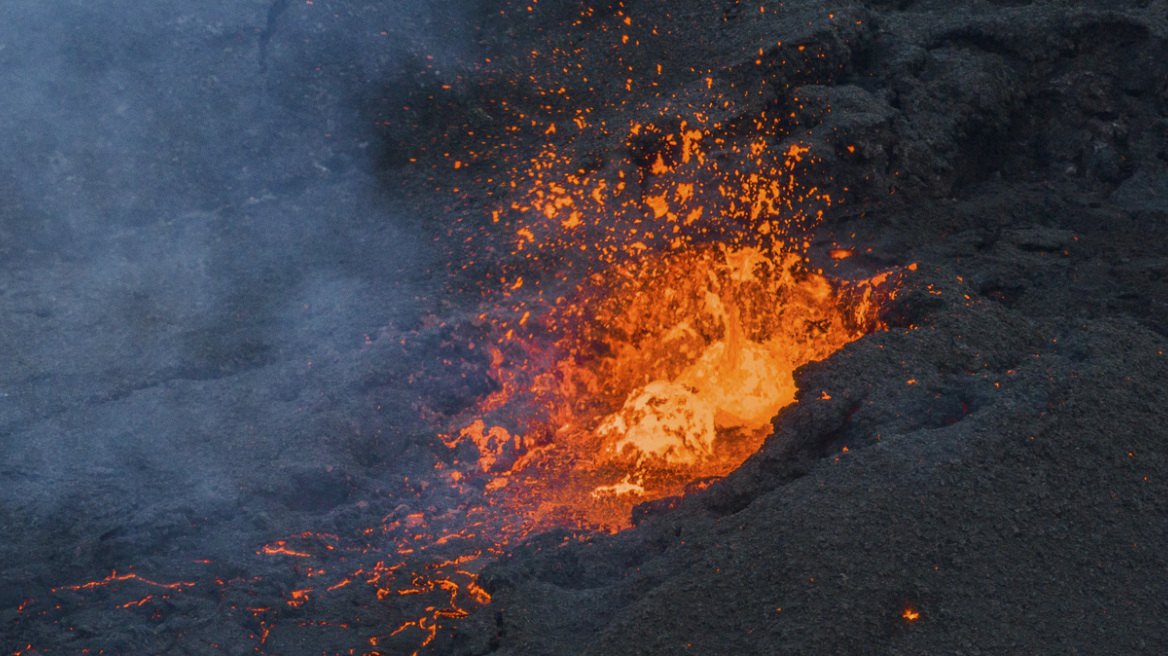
<box><xmin>446</xmin><ymin>116</ymin><xmax>899</xmax><ymax>535</ymax></box>
<box><xmin>449</xmin><ymin>240</ymin><xmax>892</xmax><ymax>533</ymax></box>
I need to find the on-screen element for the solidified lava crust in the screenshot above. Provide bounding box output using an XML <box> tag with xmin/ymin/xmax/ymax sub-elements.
<box><xmin>3</xmin><ymin>1</ymin><xmax>1168</xmax><ymax>655</ymax></box>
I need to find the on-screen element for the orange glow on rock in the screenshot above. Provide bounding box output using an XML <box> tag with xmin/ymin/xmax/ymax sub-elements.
<box><xmin>286</xmin><ymin>589</ymin><xmax>312</xmax><ymax>607</ymax></box>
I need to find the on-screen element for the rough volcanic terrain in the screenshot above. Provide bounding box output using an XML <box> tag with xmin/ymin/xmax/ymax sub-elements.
<box><xmin>3</xmin><ymin>1</ymin><xmax>1168</xmax><ymax>655</ymax></box>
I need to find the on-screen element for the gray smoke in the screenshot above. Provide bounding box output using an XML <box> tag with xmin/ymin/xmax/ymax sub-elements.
<box><xmin>0</xmin><ymin>0</ymin><xmax>484</xmax><ymax>573</ymax></box>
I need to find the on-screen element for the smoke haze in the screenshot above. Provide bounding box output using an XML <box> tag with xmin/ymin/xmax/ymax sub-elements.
<box><xmin>0</xmin><ymin>0</ymin><xmax>486</xmax><ymax>577</ymax></box>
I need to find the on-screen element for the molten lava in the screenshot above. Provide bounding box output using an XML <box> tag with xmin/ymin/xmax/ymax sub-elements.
<box><xmin>437</xmin><ymin>95</ymin><xmax>900</xmax><ymax>537</ymax></box>
<box><xmin>31</xmin><ymin>118</ymin><xmax>897</xmax><ymax>656</ymax></box>
<box><xmin>449</xmin><ymin>237</ymin><xmax>891</xmax><ymax>533</ymax></box>
<box><xmin>596</xmin><ymin>246</ymin><xmax>859</xmax><ymax>470</ymax></box>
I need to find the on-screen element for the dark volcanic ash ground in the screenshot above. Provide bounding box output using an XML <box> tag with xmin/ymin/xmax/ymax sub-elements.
<box><xmin>3</xmin><ymin>0</ymin><xmax>1168</xmax><ymax>655</ymax></box>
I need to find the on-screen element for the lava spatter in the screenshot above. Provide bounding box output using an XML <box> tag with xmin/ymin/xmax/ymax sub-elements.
<box><xmin>441</xmin><ymin>79</ymin><xmax>898</xmax><ymax>535</ymax></box>
<box><xmin>452</xmin><ymin>237</ymin><xmax>895</xmax><ymax>534</ymax></box>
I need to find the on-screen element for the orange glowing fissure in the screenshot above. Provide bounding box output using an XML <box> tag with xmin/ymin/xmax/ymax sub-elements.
<box><xmin>52</xmin><ymin>570</ymin><xmax>197</xmax><ymax>593</ymax></box>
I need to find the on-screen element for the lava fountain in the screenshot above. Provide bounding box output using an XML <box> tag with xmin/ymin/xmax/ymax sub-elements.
<box><xmin>443</xmin><ymin>117</ymin><xmax>897</xmax><ymax>536</ymax></box>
